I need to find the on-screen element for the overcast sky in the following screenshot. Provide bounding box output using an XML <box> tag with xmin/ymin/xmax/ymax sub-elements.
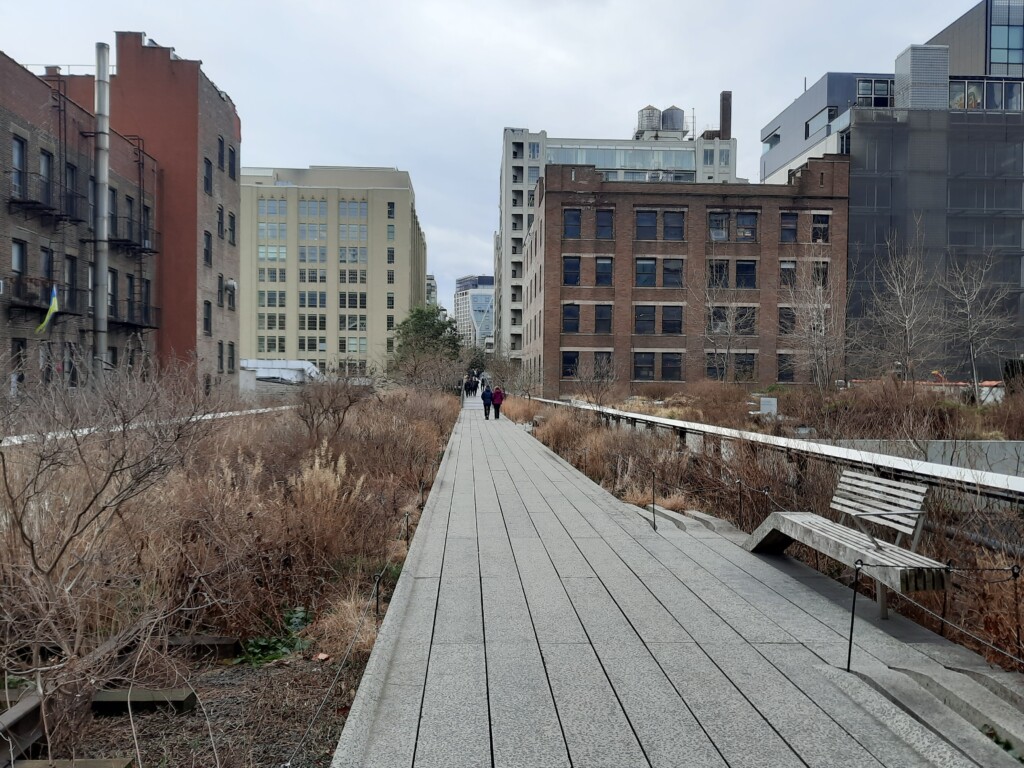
<box><xmin>3</xmin><ymin>0</ymin><xmax>972</xmax><ymax>308</ymax></box>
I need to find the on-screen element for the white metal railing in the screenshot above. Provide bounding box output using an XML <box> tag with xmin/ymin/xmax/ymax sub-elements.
<box><xmin>534</xmin><ymin>398</ymin><xmax>1024</xmax><ymax>503</ymax></box>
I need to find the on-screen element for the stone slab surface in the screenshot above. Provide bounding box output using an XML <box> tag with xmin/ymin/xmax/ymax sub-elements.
<box><xmin>334</xmin><ymin>399</ymin><xmax>1024</xmax><ymax>768</ymax></box>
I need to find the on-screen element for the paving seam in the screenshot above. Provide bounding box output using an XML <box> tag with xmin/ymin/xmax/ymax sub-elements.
<box><xmin>504</xmin><ymin>421</ymin><xmax>828</xmax><ymax>766</ymax></box>
<box><xmin>409</xmin><ymin>415</ymin><xmax>468</xmax><ymax>768</ymax></box>
<box><xmin>472</xmin><ymin>416</ymin><xmax>496</xmax><ymax>768</ymax></box>
<box><xmin>478</xmin><ymin>417</ymin><xmax>574</xmax><ymax>767</ymax></box>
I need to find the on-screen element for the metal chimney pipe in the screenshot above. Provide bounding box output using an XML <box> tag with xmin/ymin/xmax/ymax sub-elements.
<box><xmin>719</xmin><ymin>91</ymin><xmax>733</xmax><ymax>141</ymax></box>
<box><xmin>93</xmin><ymin>42</ymin><xmax>110</xmax><ymax>382</ymax></box>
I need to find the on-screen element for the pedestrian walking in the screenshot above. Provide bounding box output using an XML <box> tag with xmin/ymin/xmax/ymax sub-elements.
<box><xmin>492</xmin><ymin>386</ymin><xmax>505</xmax><ymax>420</ymax></box>
<box><xmin>481</xmin><ymin>384</ymin><xmax>493</xmax><ymax>419</ymax></box>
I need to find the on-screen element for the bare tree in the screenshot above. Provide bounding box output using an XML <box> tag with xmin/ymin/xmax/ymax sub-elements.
<box><xmin>296</xmin><ymin>370</ymin><xmax>376</xmax><ymax>443</ymax></box>
<box><xmin>853</xmin><ymin>223</ymin><xmax>943</xmax><ymax>389</ymax></box>
<box><xmin>691</xmin><ymin>254</ymin><xmax>757</xmax><ymax>384</ymax></box>
<box><xmin>568</xmin><ymin>353</ymin><xmax>622</xmax><ymax>409</ymax></box>
<box><xmin>486</xmin><ymin>353</ymin><xmax>542</xmax><ymax>399</ymax></box>
<box><xmin>940</xmin><ymin>252</ymin><xmax>1014</xmax><ymax>402</ymax></box>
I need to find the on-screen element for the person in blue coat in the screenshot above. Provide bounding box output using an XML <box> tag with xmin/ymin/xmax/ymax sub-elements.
<box><xmin>481</xmin><ymin>384</ymin><xmax>493</xmax><ymax>419</ymax></box>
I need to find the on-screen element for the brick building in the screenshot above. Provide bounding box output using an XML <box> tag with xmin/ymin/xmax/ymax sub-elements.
<box><xmin>2</xmin><ymin>51</ymin><xmax>160</xmax><ymax>388</ymax></box>
<box><xmin>522</xmin><ymin>158</ymin><xmax>850</xmax><ymax>399</ymax></box>
<box><xmin>63</xmin><ymin>32</ymin><xmax>242</xmax><ymax>389</ymax></box>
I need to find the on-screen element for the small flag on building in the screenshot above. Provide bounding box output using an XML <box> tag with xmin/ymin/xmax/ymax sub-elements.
<box><xmin>35</xmin><ymin>285</ymin><xmax>59</xmax><ymax>334</ymax></box>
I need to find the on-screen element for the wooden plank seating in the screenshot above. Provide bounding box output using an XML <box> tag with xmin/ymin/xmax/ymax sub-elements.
<box><xmin>745</xmin><ymin>470</ymin><xmax>948</xmax><ymax>617</ymax></box>
<box><xmin>0</xmin><ymin>692</ymin><xmax>42</xmax><ymax>766</ymax></box>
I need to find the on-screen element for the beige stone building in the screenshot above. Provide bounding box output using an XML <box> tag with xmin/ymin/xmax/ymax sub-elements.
<box><xmin>240</xmin><ymin>166</ymin><xmax>426</xmax><ymax>375</ymax></box>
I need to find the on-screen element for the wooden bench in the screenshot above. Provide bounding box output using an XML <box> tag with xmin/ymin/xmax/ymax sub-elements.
<box><xmin>744</xmin><ymin>469</ymin><xmax>948</xmax><ymax>617</ymax></box>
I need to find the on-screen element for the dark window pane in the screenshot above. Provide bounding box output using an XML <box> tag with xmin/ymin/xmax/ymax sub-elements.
<box><xmin>708</xmin><ymin>259</ymin><xmax>729</xmax><ymax>288</ymax></box>
<box><xmin>734</xmin><ymin>353</ymin><xmax>756</xmax><ymax>382</ymax></box>
<box><xmin>563</xmin><ymin>208</ymin><xmax>581</xmax><ymax>239</ymax></box>
<box><xmin>595</xmin><ymin>304</ymin><xmax>612</xmax><ymax>333</ymax></box>
<box><xmin>662</xmin><ymin>305</ymin><xmax>683</xmax><ymax>334</ymax></box>
<box><xmin>812</xmin><ymin>214</ymin><xmax>830</xmax><ymax>243</ymax></box>
<box><xmin>563</xmin><ymin>257</ymin><xmax>580</xmax><ymax>285</ymax></box>
<box><xmin>736</xmin><ymin>260</ymin><xmax>757</xmax><ymax>289</ymax></box>
<box><xmin>633</xmin><ymin>352</ymin><xmax>655</xmax><ymax>380</ymax></box>
<box><xmin>562</xmin><ymin>304</ymin><xmax>580</xmax><ymax>333</ymax></box>
<box><xmin>662</xmin><ymin>353</ymin><xmax>682</xmax><ymax>381</ymax></box>
<box><xmin>781</xmin><ymin>212</ymin><xmax>798</xmax><ymax>242</ymax></box>
<box><xmin>709</xmin><ymin>212</ymin><xmax>729</xmax><ymax>241</ymax></box>
<box><xmin>780</xmin><ymin>260</ymin><xmax>796</xmax><ymax>287</ymax></box>
<box><xmin>779</xmin><ymin>306</ymin><xmax>796</xmax><ymax>334</ymax></box>
<box><xmin>664</xmin><ymin>211</ymin><xmax>685</xmax><ymax>240</ymax></box>
<box><xmin>596</xmin><ymin>257</ymin><xmax>613</xmax><ymax>286</ymax></box>
<box><xmin>812</xmin><ymin>261</ymin><xmax>829</xmax><ymax>287</ymax></box>
<box><xmin>594</xmin><ymin>351</ymin><xmax>613</xmax><ymax>377</ymax></box>
<box><xmin>735</xmin><ymin>306</ymin><xmax>757</xmax><ymax>335</ymax></box>
<box><xmin>596</xmin><ymin>209</ymin><xmax>614</xmax><ymax>239</ymax></box>
<box><xmin>706</xmin><ymin>353</ymin><xmax>726</xmax><ymax>380</ymax></box>
<box><xmin>634</xmin><ymin>305</ymin><xmax>655</xmax><ymax>334</ymax></box>
<box><xmin>636</xmin><ymin>210</ymin><xmax>657</xmax><ymax>240</ymax></box>
<box><xmin>736</xmin><ymin>212</ymin><xmax>758</xmax><ymax>242</ymax></box>
<box><xmin>635</xmin><ymin>258</ymin><xmax>656</xmax><ymax>287</ymax></box>
<box><xmin>708</xmin><ymin>306</ymin><xmax>729</xmax><ymax>334</ymax></box>
<box><xmin>777</xmin><ymin>353</ymin><xmax>795</xmax><ymax>382</ymax></box>
<box><xmin>562</xmin><ymin>351</ymin><xmax>579</xmax><ymax>378</ymax></box>
<box><xmin>663</xmin><ymin>259</ymin><xmax>684</xmax><ymax>288</ymax></box>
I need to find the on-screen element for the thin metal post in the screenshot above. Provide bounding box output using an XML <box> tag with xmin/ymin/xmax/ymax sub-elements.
<box><xmin>405</xmin><ymin>509</ymin><xmax>411</xmax><ymax>546</ymax></box>
<box><xmin>1013</xmin><ymin>564</ymin><xmax>1022</xmax><ymax>653</ymax></box>
<box><xmin>736</xmin><ymin>478</ymin><xmax>743</xmax><ymax>528</ymax></box>
<box><xmin>847</xmin><ymin>560</ymin><xmax>863</xmax><ymax>672</ymax></box>
<box><xmin>374</xmin><ymin>571</ymin><xmax>383</xmax><ymax>619</ymax></box>
<box><xmin>940</xmin><ymin>560</ymin><xmax>952</xmax><ymax>637</ymax></box>
<box><xmin>651</xmin><ymin>470</ymin><xmax>657</xmax><ymax>531</ymax></box>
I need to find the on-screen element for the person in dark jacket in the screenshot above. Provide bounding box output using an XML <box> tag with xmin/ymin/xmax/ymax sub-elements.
<box><xmin>481</xmin><ymin>384</ymin><xmax>493</xmax><ymax>419</ymax></box>
<box><xmin>492</xmin><ymin>386</ymin><xmax>505</xmax><ymax>419</ymax></box>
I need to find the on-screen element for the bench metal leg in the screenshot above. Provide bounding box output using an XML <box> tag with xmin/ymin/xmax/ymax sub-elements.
<box><xmin>876</xmin><ymin>581</ymin><xmax>889</xmax><ymax>620</ymax></box>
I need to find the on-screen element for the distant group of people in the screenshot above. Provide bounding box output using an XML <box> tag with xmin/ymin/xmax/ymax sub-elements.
<box><xmin>460</xmin><ymin>372</ymin><xmax>505</xmax><ymax>420</ymax></box>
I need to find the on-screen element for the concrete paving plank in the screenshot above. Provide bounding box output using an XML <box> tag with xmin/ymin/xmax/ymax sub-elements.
<box><xmin>415</xmin><ymin>644</ymin><xmax>490</xmax><ymax>768</ymax></box>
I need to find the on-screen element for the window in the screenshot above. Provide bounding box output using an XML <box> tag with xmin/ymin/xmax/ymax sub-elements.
<box><xmin>387</xmin><ymin>315</ymin><xmax>395</xmax><ymax>331</ymax></box>
<box><xmin>708</xmin><ymin>212</ymin><xmax>729</xmax><ymax>241</ymax></box>
<box><xmin>562</xmin><ymin>304</ymin><xmax>580</xmax><ymax>333</ymax></box>
<box><xmin>736</xmin><ymin>213</ymin><xmax>758</xmax><ymax>242</ymax></box>
<box><xmin>217</xmin><ymin>274</ymin><xmax>225</xmax><ymax>307</ymax></box>
<box><xmin>812</xmin><ymin>261</ymin><xmax>829</xmax><ymax>287</ymax></box>
<box><xmin>780</xmin><ymin>260</ymin><xmax>796</xmax><ymax>287</ymax></box>
<box><xmin>594</xmin><ymin>351</ymin><xmax>612</xmax><ymax>377</ymax></box>
<box><xmin>736</xmin><ymin>260</ymin><xmax>757</xmax><ymax>289</ymax></box>
<box><xmin>203</xmin><ymin>301</ymin><xmax>212</xmax><ymax>335</ymax></box>
<box><xmin>228</xmin><ymin>213</ymin><xmax>236</xmax><ymax>245</ymax></box>
<box><xmin>635</xmin><ymin>210</ymin><xmax>657</xmax><ymax>240</ymax></box>
<box><xmin>11</xmin><ymin>136</ymin><xmax>26</xmax><ymax>198</ymax></box>
<box><xmin>781</xmin><ymin>212</ymin><xmax>798</xmax><ymax>243</ymax></box>
<box><xmin>708</xmin><ymin>259</ymin><xmax>729</xmax><ymax>288</ymax></box>
<box><xmin>387</xmin><ymin>292</ymin><xmax>395</xmax><ymax>309</ymax></box>
<box><xmin>734</xmin><ymin>353</ymin><xmax>756</xmax><ymax>382</ymax></box>
<box><xmin>387</xmin><ymin>202</ymin><xmax>395</xmax><ymax>219</ymax></box>
<box><xmin>387</xmin><ymin>247</ymin><xmax>395</xmax><ymax>264</ymax></box>
<box><xmin>11</xmin><ymin>338</ymin><xmax>27</xmax><ymax>385</ymax></box>
<box><xmin>39</xmin><ymin>150</ymin><xmax>53</xmax><ymax>205</ymax></box>
<box><xmin>107</xmin><ymin>269</ymin><xmax>118</xmax><ymax>317</ymax></box>
<box><xmin>735</xmin><ymin>306</ymin><xmax>757</xmax><ymax>335</ymax></box>
<box><xmin>528</xmin><ymin>141</ymin><xmax>541</xmax><ymax>159</ymax></box>
<box><xmin>203</xmin><ymin>231</ymin><xmax>213</xmax><ymax>266</ymax></box>
<box><xmin>595</xmin><ymin>304</ymin><xmax>612</xmax><ymax>333</ymax></box>
<box><xmin>228</xmin><ymin>342</ymin><xmax>235</xmax><ymax>373</ymax></box>
<box><xmin>706</xmin><ymin>353</ymin><xmax>726</xmax><ymax>380</ymax></box>
<box><xmin>387</xmin><ymin>224</ymin><xmax>395</xmax><ymax>241</ymax></box>
<box><xmin>125</xmin><ymin>196</ymin><xmax>135</xmax><ymax>237</ymax></box>
<box><xmin>204</xmin><ymin>158</ymin><xmax>213</xmax><ymax>194</ymax></box>
<box><xmin>812</xmin><ymin>214</ymin><xmax>830</xmax><ymax>243</ymax></box>
<box><xmin>11</xmin><ymin>240</ymin><xmax>26</xmax><ymax>274</ymax></box>
<box><xmin>528</xmin><ymin>166</ymin><xmax>540</xmax><ymax>185</ymax></box>
<box><xmin>88</xmin><ymin>176</ymin><xmax>95</xmax><ymax>228</ymax></box>
<box><xmin>563</xmin><ymin>208</ymin><xmax>581</xmax><ymax>239</ymax></box>
<box><xmin>662</xmin><ymin>306</ymin><xmax>683</xmax><ymax>334</ymax></box>
<box><xmin>703</xmin><ymin>148</ymin><xmax>715</xmax><ymax>166</ymax></box>
<box><xmin>65</xmin><ymin>163</ymin><xmax>78</xmax><ymax>221</ymax></box>
<box><xmin>562</xmin><ymin>256</ymin><xmax>580</xmax><ymax>286</ymax></box>
<box><xmin>596</xmin><ymin>209</ymin><xmax>614</xmax><ymax>239</ymax></box>
<box><xmin>88</xmin><ymin>264</ymin><xmax>95</xmax><ymax>309</ymax></box>
<box><xmin>595</xmin><ymin>257</ymin><xmax>613</xmax><ymax>286</ymax></box>
<box><xmin>663</xmin><ymin>259</ymin><xmax>684</xmax><ymax>288</ymax></box>
<box><xmin>217</xmin><ymin>206</ymin><xmax>225</xmax><ymax>238</ymax></box>
<box><xmin>777</xmin><ymin>353</ymin><xmax>795</xmax><ymax>382</ymax></box>
<box><xmin>218</xmin><ymin>341</ymin><xmax>224</xmax><ymax>373</ymax></box>
<box><xmin>708</xmin><ymin>306</ymin><xmax>729</xmax><ymax>334</ymax></box>
<box><xmin>228</xmin><ymin>147</ymin><xmax>236</xmax><ymax>179</ymax></box>
<box><xmin>779</xmin><ymin>306</ymin><xmax>796</xmax><ymax>335</ymax></box>
<box><xmin>633</xmin><ymin>352</ymin><xmax>655</xmax><ymax>381</ymax></box>
<box><xmin>664</xmin><ymin>211</ymin><xmax>685</xmax><ymax>241</ymax></box>
<box><xmin>635</xmin><ymin>258</ymin><xmax>656</xmax><ymax>287</ymax></box>
<box><xmin>561</xmin><ymin>351</ymin><xmax>579</xmax><ymax>378</ymax></box>
<box><xmin>719</xmin><ymin>148</ymin><xmax>731</xmax><ymax>168</ymax></box>
<box><xmin>634</xmin><ymin>305</ymin><xmax>655</xmax><ymax>334</ymax></box>
<box><xmin>662</xmin><ymin>353</ymin><xmax>683</xmax><ymax>381</ymax></box>
<box><xmin>108</xmin><ymin>189</ymin><xmax>118</xmax><ymax>237</ymax></box>
<box><xmin>217</xmin><ymin>137</ymin><xmax>225</xmax><ymax>169</ymax></box>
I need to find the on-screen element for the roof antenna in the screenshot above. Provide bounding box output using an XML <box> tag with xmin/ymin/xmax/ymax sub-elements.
<box><xmin>804</xmin><ymin>76</ymin><xmax>807</xmax><ymax>92</ymax></box>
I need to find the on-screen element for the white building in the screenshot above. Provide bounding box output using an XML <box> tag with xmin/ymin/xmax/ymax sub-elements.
<box><xmin>453</xmin><ymin>275</ymin><xmax>494</xmax><ymax>349</ymax></box>
<box><xmin>240</xmin><ymin>166</ymin><xmax>426</xmax><ymax>375</ymax></box>
<box><xmin>494</xmin><ymin>97</ymin><xmax>740</xmax><ymax>360</ymax></box>
<box><xmin>425</xmin><ymin>274</ymin><xmax>438</xmax><ymax>305</ymax></box>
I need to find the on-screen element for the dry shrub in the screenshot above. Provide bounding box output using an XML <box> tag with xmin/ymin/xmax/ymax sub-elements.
<box><xmin>984</xmin><ymin>392</ymin><xmax>1024</xmax><ymax>440</ymax></box>
<box><xmin>303</xmin><ymin>583</ymin><xmax>379</xmax><ymax>661</ymax></box>
<box><xmin>500</xmin><ymin>396</ymin><xmax>543</xmax><ymax>424</ymax></box>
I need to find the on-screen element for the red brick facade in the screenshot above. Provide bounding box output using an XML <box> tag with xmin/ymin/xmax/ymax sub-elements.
<box><xmin>522</xmin><ymin>158</ymin><xmax>850</xmax><ymax>399</ymax></box>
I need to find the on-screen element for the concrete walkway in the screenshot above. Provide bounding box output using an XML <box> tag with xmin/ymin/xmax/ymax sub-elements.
<box><xmin>334</xmin><ymin>399</ymin><xmax>1024</xmax><ymax>768</ymax></box>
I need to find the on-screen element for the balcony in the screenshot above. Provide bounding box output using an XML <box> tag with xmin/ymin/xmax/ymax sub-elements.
<box><xmin>8</xmin><ymin>275</ymin><xmax>86</xmax><ymax>319</ymax></box>
<box><xmin>108</xmin><ymin>219</ymin><xmax>161</xmax><ymax>254</ymax></box>
<box><xmin>7</xmin><ymin>173</ymin><xmax>88</xmax><ymax>224</ymax></box>
<box><xmin>110</xmin><ymin>299</ymin><xmax>161</xmax><ymax>328</ymax></box>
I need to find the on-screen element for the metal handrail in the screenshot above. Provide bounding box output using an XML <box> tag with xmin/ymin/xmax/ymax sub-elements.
<box><xmin>534</xmin><ymin>397</ymin><xmax>1024</xmax><ymax>503</ymax></box>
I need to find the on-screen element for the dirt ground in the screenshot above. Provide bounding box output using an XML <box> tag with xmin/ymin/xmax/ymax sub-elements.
<box><xmin>67</xmin><ymin>651</ymin><xmax>369</xmax><ymax>767</ymax></box>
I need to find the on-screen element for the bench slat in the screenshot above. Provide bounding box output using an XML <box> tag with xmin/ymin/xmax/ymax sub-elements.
<box><xmin>843</xmin><ymin>470</ymin><xmax>928</xmax><ymax>496</ymax></box>
<box><xmin>838</xmin><ymin>474</ymin><xmax>927</xmax><ymax>504</ymax></box>
<box><xmin>830</xmin><ymin>500</ymin><xmax>920</xmax><ymax>534</ymax></box>
<box><xmin>831</xmin><ymin>495</ymin><xmax>922</xmax><ymax>520</ymax></box>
